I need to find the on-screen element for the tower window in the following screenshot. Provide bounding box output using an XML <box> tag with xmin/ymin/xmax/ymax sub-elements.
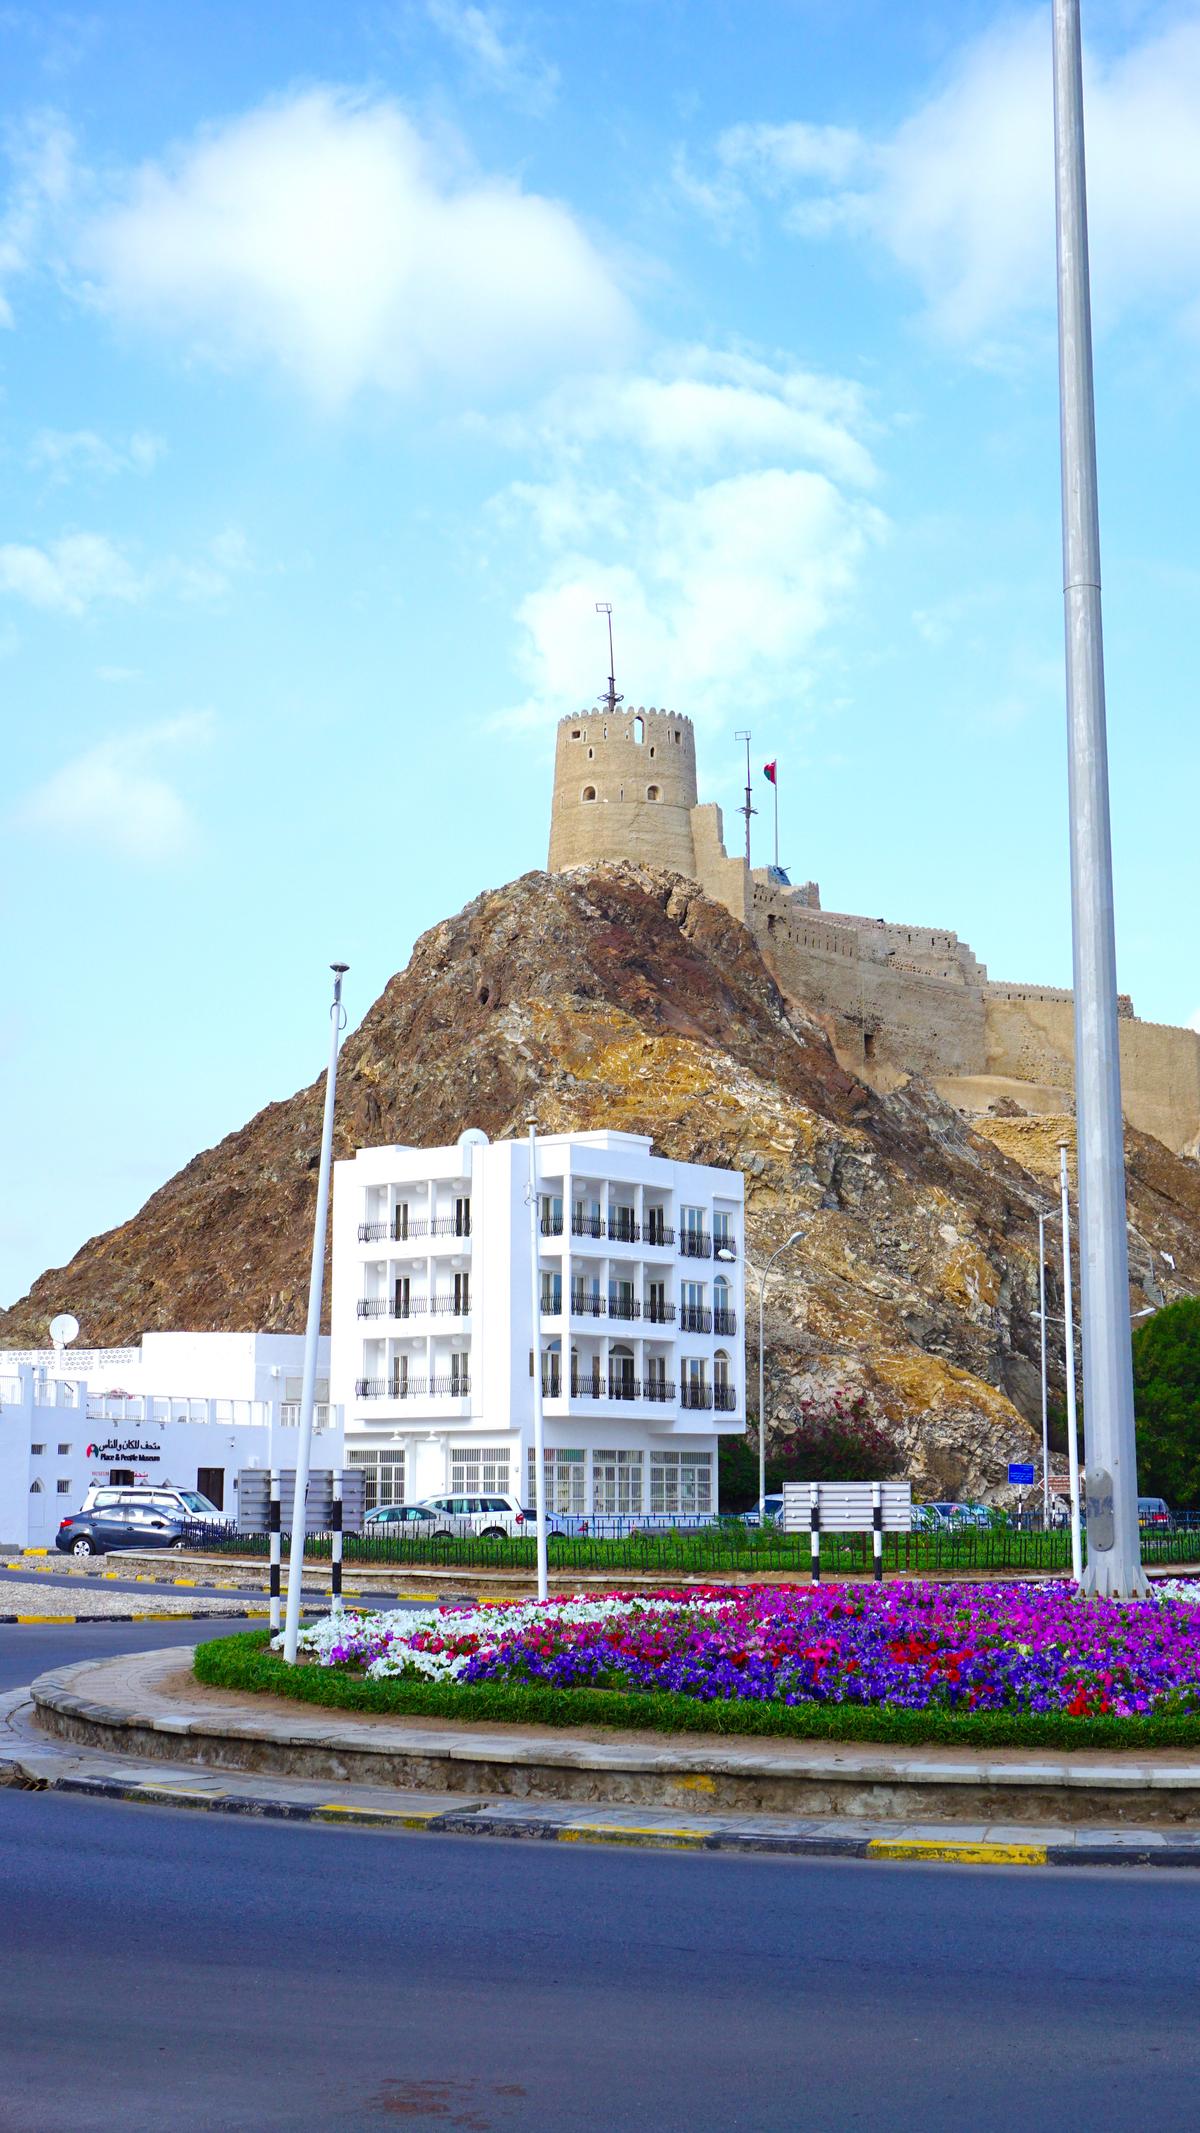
<box><xmin>587</xmin><ymin>747</ymin><xmax>594</xmax><ymax>758</ymax></box>
<box><xmin>647</xmin><ymin>785</ymin><xmax>660</xmax><ymax>801</ymax></box>
<box><xmin>582</xmin><ymin>785</ymin><xmax>597</xmax><ymax>802</ymax></box>
<box><xmin>633</xmin><ymin>715</ymin><xmax>644</xmax><ymax>744</ymax></box>
<box><xmin>649</xmin><ymin>746</ymin><xmax>655</xmax><ymax>759</ymax></box>
<box><xmin>571</xmin><ymin>728</ymin><xmax>581</xmax><ymax>739</ymax></box>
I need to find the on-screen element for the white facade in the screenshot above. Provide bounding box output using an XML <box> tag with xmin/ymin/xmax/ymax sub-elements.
<box><xmin>331</xmin><ymin>1129</ymin><xmax>745</xmax><ymax>1519</ymax></box>
<box><xmin>0</xmin><ymin>1331</ymin><xmax>341</xmax><ymax>1548</ymax></box>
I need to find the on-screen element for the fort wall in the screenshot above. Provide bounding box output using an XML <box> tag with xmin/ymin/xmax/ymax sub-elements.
<box><xmin>546</xmin><ymin>701</ymin><xmax>1200</xmax><ymax>1156</ymax></box>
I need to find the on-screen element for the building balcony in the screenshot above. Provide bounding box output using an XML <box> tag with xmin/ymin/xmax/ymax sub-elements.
<box><xmin>570</xmin><ymin>1372</ymin><xmax>604</xmax><ymax>1399</ymax></box>
<box><xmin>571</xmin><ymin>1212</ymin><xmax>604</xmax><ymax>1239</ymax></box>
<box><xmin>607</xmin><ymin>1214</ymin><xmax>640</xmax><ymax>1244</ymax></box>
<box><xmin>357</xmin><ymin>1215</ymin><xmax>472</xmax><ymax>1244</ymax></box>
<box><xmin>569</xmin><ymin>1291</ymin><xmax>606</xmax><ymax>1318</ymax></box>
<box><xmin>428</xmin><ymin>1298</ymin><xmax>471</xmax><ymax>1317</ymax></box>
<box><xmin>354</xmin><ymin>1375</ymin><xmax>470</xmax><ymax>1401</ymax></box>
<box><xmin>357</xmin><ymin>1296</ymin><xmax>429</xmax><ymax>1319</ymax></box>
<box><xmin>540</xmin><ymin>1214</ymin><xmax>564</xmax><ymax>1236</ymax></box>
<box><xmin>713</xmin><ymin>1235</ymin><xmax>738</xmax><ymax>1260</ymax></box>
<box><xmin>713</xmin><ymin>1309</ymin><xmax>738</xmax><ymax>1337</ymax></box>
<box><xmin>607</xmin><ymin>1296</ymin><xmax>641</xmax><ymax>1322</ymax></box>
<box><xmin>713</xmin><ymin>1385</ymin><xmax>738</xmax><ymax>1412</ymax></box>
<box><xmin>679</xmin><ymin>1231</ymin><xmax>712</xmax><ymax>1259</ymax></box>
<box><xmin>606</xmin><ymin>1376</ymin><xmax>642</xmax><ymax>1402</ymax></box>
<box><xmin>644</xmin><ymin>1378</ymin><xmax>675</xmax><ymax>1404</ymax></box>
<box><xmin>643</xmin><ymin>1299</ymin><xmax>676</xmax><ymax>1325</ymax></box>
<box><xmin>679</xmin><ymin>1303</ymin><xmax>712</xmax><ymax>1333</ymax></box>
<box><xmin>680</xmin><ymin>1382</ymin><xmax>714</xmax><ymax>1410</ymax></box>
<box><xmin>642</xmin><ymin>1218</ymin><xmax>674</xmax><ymax>1248</ymax></box>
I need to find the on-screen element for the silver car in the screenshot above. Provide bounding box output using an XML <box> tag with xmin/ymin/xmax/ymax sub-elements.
<box><xmin>417</xmin><ymin>1493</ymin><xmax>562</xmax><ymax>1540</ymax></box>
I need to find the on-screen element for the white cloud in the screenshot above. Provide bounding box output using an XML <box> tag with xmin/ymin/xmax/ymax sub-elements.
<box><xmin>27</xmin><ymin>427</ymin><xmax>166</xmax><ymax>480</ymax></box>
<box><xmin>0</xmin><ymin>108</ymin><xmax>74</xmax><ymax>326</ymax></box>
<box><xmin>496</xmin><ymin>348</ymin><xmax>884</xmax><ymax>736</ymax></box>
<box><xmin>78</xmin><ymin>88</ymin><xmax>632</xmax><ymax>404</ymax></box>
<box><xmin>0</xmin><ymin>523</ymin><xmax>253</xmax><ymax>615</ymax></box>
<box><xmin>424</xmin><ymin>0</ymin><xmax>559</xmax><ymax>112</ymax></box>
<box><xmin>704</xmin><ymin>13</ymin><xmax>1200</xmax><ymax>348</ymax></box>
<box><xmin>17</xmin><ymin>711</ymin><xmax>213</xmax><ymax>861</ymax></box>
<box><xmin>1189</xmin><ymin>1009</ymin><xmax>1200</xmax><ymax>1035</ymax></box>
<box><xmin>0</xmin><ymin>532</ymin><xmax>141</xmax><ymax>613</ymax></box>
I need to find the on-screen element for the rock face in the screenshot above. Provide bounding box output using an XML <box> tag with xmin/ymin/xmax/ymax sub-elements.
<box><xmin>5</xmin><ymin>865</ymin><xmax>1200</xmax><ymax>1498</ymax></box>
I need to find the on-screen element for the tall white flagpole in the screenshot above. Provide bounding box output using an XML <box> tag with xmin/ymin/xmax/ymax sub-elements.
<box><xmin>527</xmin><ymin>1122</ymin><xmax>549</xmax><ymax>1604</ymax></box>
<box><xmin>1051</xmin><ymin>0</ymin><xmax>1145</xmax><ymax>1596</ymax></box>
<box><xmin>283</xmin><ymin>964</ymin><xmax>349</xmax><ymax>1663</ymax></box>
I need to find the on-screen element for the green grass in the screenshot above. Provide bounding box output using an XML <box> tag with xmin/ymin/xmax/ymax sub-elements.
<box><xmin>194</xmin><ymin>1631</ymin><xmax>1200</xmax><ymax>1753</ymax></box>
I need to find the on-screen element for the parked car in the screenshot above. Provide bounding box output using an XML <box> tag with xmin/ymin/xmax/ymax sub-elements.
<box><xmin>742</xmin><ymin>1494</ymin><xmax>785</xmax><ymax>1527</ymax></box>
<box><xmin>55</xmin><ymin>1506</ymin><xmax>191</xmax><ymax>1558</ymax></box>
<box><xmin>416</xmin><ymin>1493</ymin><xmax>564</xmax><ymax>1540</ymax></box>
<box><xmin>80</xmin><ymin>1484</ymin><xmax>229</xmax><ymax>1529</ymax></box>
<box><xmin>1138</xmin><ymin>1496</ymin><xmax>1173</xmax><ymax>1528</ymax></box>
<box><xmin>955</xmin><ymin>1501</ymin><xmax>993</xmax><ymax>1529</ymax></box>
<box><xmin>912</xmin><ymin>1501</ymin><xmax>964</xmax><ymax>1531</ymax></box>
<box><xmin>363</xmin><ymin>1504</ymin><xmax>442</xmax><ymax>1533</ymax></box>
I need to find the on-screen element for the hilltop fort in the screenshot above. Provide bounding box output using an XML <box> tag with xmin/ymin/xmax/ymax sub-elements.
<box><xmin>548</xmin><ymin>703</ymin><xmax>1200</xmax><ymax>1157</ymax></box>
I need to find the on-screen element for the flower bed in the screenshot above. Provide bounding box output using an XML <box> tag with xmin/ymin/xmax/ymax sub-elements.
<box><xmin>286</xmin><ymin>1579</ymin><xmax>1200</xmax><ymax>1720</ymax></box>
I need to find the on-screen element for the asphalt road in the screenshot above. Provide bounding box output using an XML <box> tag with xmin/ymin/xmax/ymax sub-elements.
<box><xmin>2</xmin><ymin>1622</ymin><xmax>1199</xmax><ymax>2133</ymax></box>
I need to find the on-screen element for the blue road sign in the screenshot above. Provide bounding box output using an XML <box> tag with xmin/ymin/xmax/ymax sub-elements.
<box><xmin>1008</xmin><ymin>1463</ymin><xmax>1036</xmax><ymax>1486</ymax></box>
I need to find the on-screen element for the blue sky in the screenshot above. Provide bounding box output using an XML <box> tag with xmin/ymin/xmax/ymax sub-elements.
<box><xmin>4</xmin><ymin>0</ymin><xmax>1200</xmax><ymax>1308</ymax></box>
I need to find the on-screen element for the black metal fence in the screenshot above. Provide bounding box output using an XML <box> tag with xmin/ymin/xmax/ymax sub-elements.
<box><xmin>184</xmin><ymin>1522</ymin><xmax>1200</xmax><ymax>1578</ymax></box>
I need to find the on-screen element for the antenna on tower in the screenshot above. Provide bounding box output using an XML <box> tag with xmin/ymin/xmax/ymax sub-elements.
<box><xmin>595</xmin><ymin>601</ymin><xmax>623</xmax><ymax>717</ymax></box>
<box><xmin>735</xmin><ymin>729</ymin><xmax>756</xmax><ymax>867</ymax></box>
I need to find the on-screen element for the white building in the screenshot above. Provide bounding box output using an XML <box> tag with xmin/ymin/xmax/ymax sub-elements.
<box><xmin>331</xmin><ymin>1129</ymin><xmax>745</xmax><ymax>1520</ymax></box>
<box><xmin>0</xmin><ymin>1331</ymin><xmax>341</xmax><ymax>1549</ymax></box>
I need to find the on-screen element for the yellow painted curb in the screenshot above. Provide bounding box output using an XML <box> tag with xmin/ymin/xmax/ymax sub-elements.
<box><xmin>21</xmin><ymin>1549</ymin><xmax>49</xmax><ymax>1557</ymax></box>
<box><xmin>317</xmin><ymin>1802</ymin><xmax>446</xmax><ymax>1827</ymax></box>
<box><xmin>15</xmin><ymin>1615</ymin><xmax>65</xmax><ymax>1624</ymax></box>
<box><xmin>561</xmin><ymin>1824</ymin><xmax>705</xmax><ymax>1850</ymax></box>
<box><xmin>867</xmin><ymin>1839</ymin><xmax>1048</xmax><ymax>1866</ymax></box>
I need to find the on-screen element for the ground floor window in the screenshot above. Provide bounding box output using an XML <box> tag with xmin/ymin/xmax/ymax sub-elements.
<box><xmin>527</xmin><ymin>1447</ymin><xmax>585</xmax><ymax>1514</ymax></box>
<box><xmin>451</xmin><ymin>1446</ymin><xmax>511</xmax><ymax>1495</ymax></box>
<box><xmin>346</xmin><ymin>1447</ymin><xmax>405</xmax><ymax>1512</ymax></box>
<box><xmin>591</xmin><ymin>1449</ymin><xmax>643</xmax><ymax>1516</ymax></box>
<box><xmin>649</xmin><ymin>1450</ymin><xmax>712</xmax><ymax>1517</ymax></box>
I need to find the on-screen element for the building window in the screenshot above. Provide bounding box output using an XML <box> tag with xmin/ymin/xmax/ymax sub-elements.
<box><xmin>29</xmin><ymin>1479</ymin><xmax>42</xmax><ymax>1494</ymax></box>
<box><xmin>528</xmin><ymin>1447</ymin><xmax>585</xmax><ymax>1515</ymax></box>
<box><xmin>650</xmin><ymin>1450</ymin><xmax>712</xmax><ymax>1517</ymax></box>
<box><xmin>57</xmin><ymin>1478</ymin><xmax>72</xmax><ymax>1494</ymax></box>
<box><xmin>451</xmin><ymin>1446</ymin><xmax>510</xmax><ymax>1495</ymax></box>
<box><xmin>582</xmin><ymin>785</ymin><xmax>597</xmax><ymax>801</ymax></box>
<box><xmin>31</xmin><ymin>1444</ymin><xmax>45</xmax><ymax>1457</ymax></box>
<box><xmin>647</xmin><ymin>785</ymin><xmax>660</xmax><ymax>801</ymax></box>
<box><xmin>540</xmin><ymin>1270</ymin><xmax>563</xmax><ymax>1316</ymax></box>
<box><xmin>346</xmin><ymin>1448</ymin><xmax>405</xmax><ymax>1513</ymax></box>
<box><xmin>592</xmin><ymin>1448</ymin><xmax>642</xmax><ymax>1516</ymax></box>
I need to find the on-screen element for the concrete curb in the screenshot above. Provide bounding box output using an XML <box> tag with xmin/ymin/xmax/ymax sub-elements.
<box><xmin>27</xmin><ymin>1647</ymin><xmax>1200</xmax><ymax>1830</ymax></box>
<box><xmin>0</xmin><ymin>1609</ymin><xmax>325</xmax><ymax>1627</ymax></box>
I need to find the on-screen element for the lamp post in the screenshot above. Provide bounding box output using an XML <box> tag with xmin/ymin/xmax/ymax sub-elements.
<box><xmin>283</xmin><ymin>963</ymin><xmax>348</xmax><ymax>1665</ymax></box>
<box><xmin>526</xmin><ymin>1120</ymin><xmax>548</xmax><ymax>1604</ymax></box>
<box><xmin>1052</xmin><ymin>0</ymin><xmax>1146</xmax><ymax>1596</ymax></box>
<box><xmin>1058</xmin><ymin>1143</ymin><xmax>1084</xmax><ymax>1584</ymax></box>
<box><xmin>755</xmin><ymin>1231</ymin><xmax>805</xmax><ymax>1518</ymax></box>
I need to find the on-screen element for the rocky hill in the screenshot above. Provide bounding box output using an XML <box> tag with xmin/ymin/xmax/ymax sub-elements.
<box><xmin>5</xmin><ymin>864</ymin><xmax>1199</xmax><ymax>1498</ymax></box>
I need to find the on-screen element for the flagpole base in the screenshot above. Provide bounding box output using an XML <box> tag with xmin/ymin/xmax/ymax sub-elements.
<box><xmin>1078</xmin><ymin>1559</ymin><xmax>1152</xmax><ymax>1601</ymax></box>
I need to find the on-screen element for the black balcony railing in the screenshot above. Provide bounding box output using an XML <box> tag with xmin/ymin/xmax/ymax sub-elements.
<box><xmin>643</xmin><ymin>1299</ymin><xmax>676</xmax><ymax>1324</ymax></box>
<box><xmin>571</xmin><ymin>1213</ymin><xmax>603</xmax><ymax>1238</ymax></box>
<box><xmin>357</xmin><ymin>1295</ymin><xmax>429</xmax><ymax>1318</ymax></box>
<box><xmin>541</xmin><ymin>1371</ymin><xmax>563</xmax><ymax>1399</ymax></box>
<box><xmin>428</xmin><ymin>1297</ymin><xmax>471</xmax><ymax>1316</ymax></box>
<box><xmin>712</xmin><ymin>1234</ymin><xmax>737</xmax><ymax>1259</ymax></box>
<box><xmin>713</xmin><ymin>1309</ymin><xmax>738</xmax><ymax>1336</ymax></box>
<box><xmin>679</xmin><ymin>1303</ymin><xmax>712</xmax><ymax>1333</ymax></box>
<box><xmin>644</xmin><ymin>1378</ymin><xmax>675</xmax><ymax>1403</ymax></box>
<box><xmin>357</xmin><ymin>1298</ymin><xmax>392</xmax><ymax>1317</ymax></box>
<box><xmin>356</xmin><ymin>1376</ymin><xmax>429</xmax><ymax>1400</ymax></box>
<box><xmin>680</xmin><ymin>1382</ymin><xmax>713</xmax><ymax>1409</ymax></box>
<box><xmin>431</xmin><ymin>1375</ymin><xmax>471</xmax><ymax>1396</ymax></box>
<box><xmin>358</xmin><ymin>1220</ymin><xmax>391</xmax><ymax>1242</ymax></box>
<box><xmin>713</xmin><ymin>1385</ymin><xmax>738</xmax><ymax>1412</ymax></box>
<box><xmin>680</xmin><ymin>1231</ymin><xmax>712</xmax><ymax>1259</ymax></box>
<box><xmin>428</xmin><ymin>1216</ymin><xmax>471</xmax><ymax>1238</ymax></box>
<box><xmin>540</xmin><ymin>1215</ymin><xmax>564</xmax><ymax>1236</ymax></box>
<box><xmin>607</xmin><ymin>1375</ymin><xmax>642</xmax><ymax>1401</ymax></box>
<box><xmin>540</xmin><ymin>1290</ymin><xmax>564</xmax><ymax>1317</ymax></box>
<box><xmin>570</xmin><ymin>1292</ymin><xmax>605</xmax><ymax>1317</ymax></box>
<box><xmin>643</xmin><ymin>1218</ymin><xmax>674</xmax><ymax>1247</ymax></box>
<box><xmin>570</xmin><ymin>1373</ymin><xmax>604</xmax><ymax>1399</ymax></box>
<box><xmin>607</xmin><ymin>1214</ymin><xmax>640</xmax><ymax>1243</ymax></box>
<box><xmin>607</xmin><ymin>1295</ymin><xmax>641</xmax><ymax>1321</ymax></box>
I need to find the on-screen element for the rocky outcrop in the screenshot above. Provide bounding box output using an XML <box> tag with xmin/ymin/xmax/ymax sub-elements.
<box><xmin>4</xmin><ymin>864</ymin><xmax>1199</xmax><ymax>1499</ymax></box>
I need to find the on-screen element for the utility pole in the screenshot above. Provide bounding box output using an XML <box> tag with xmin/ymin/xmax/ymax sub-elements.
<box><xmin>527</xmin><ymin>1120</ymin><xmax>549</xmax><ymax>1604</ymax></box>
<box><xmin>735</xmin><ymin>730</ymin><xmax>756</xmax><ymax>867</ymax></box>
<box><xmin>1052</xmin><ymin>0</ymin><xmax>1146</xmax><ymax>1595</ymax></box>
<box><xmin>595</xmin><ymin>601</ymin><xmax>623</xmax><ymax>718</ymax></box>
<box><xmin>283</xmin><ymin>964</ymin><xmax>349</xmax><ymax>1663</ymax></box>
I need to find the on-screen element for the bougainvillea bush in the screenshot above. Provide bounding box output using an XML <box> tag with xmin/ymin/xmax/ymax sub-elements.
<box><xmin>284</xmin><ymin>1580</ymin><xmax>1200</xmax><ymax>1720</ymax></box>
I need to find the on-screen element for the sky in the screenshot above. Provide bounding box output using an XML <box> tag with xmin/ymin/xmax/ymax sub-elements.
<box><xmin>3</xmin><ymin>0</ymin><xmax>1200</xmax><ymax>1309</ymax></box>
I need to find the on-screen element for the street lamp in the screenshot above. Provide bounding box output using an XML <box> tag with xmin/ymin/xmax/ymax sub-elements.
<box><xmin>755</xmin><ymin>1231</ymin><xmax>805</xmax><ymax>1520</ymax></box>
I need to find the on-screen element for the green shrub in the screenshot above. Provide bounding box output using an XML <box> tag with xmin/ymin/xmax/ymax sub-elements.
<box><xmin>1134</xmin><ymin>1297</ymin><xmax>1200</xmax><ymax>1505</ymax></box>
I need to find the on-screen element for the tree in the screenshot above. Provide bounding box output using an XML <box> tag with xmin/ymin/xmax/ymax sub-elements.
<box><xmin>1133</xmin><ymin>1296</ymin><xmax>1200</xmax><ymax>1506</ymax></box>
<box><xmin>772</xmin><ymin>1390</ymin><xmax>897</xmax><ymax>1485</ymax></box>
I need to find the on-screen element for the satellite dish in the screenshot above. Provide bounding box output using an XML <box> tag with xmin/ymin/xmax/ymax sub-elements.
<box><xmin>49</xmin><ymin>1313</ymin><xmax>80</xmax><ymax>1346</ymax></box>
<box><xmin>457</xmin><ymin>1128</ymin><xmax>489</xmax><ymax>1152</ymax></box>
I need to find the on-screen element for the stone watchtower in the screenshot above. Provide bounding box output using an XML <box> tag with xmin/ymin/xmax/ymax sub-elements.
<box><xmin>547</xmin><ymin>706</ymin><xmax>700</xmax><ymax>876</ymax></box>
